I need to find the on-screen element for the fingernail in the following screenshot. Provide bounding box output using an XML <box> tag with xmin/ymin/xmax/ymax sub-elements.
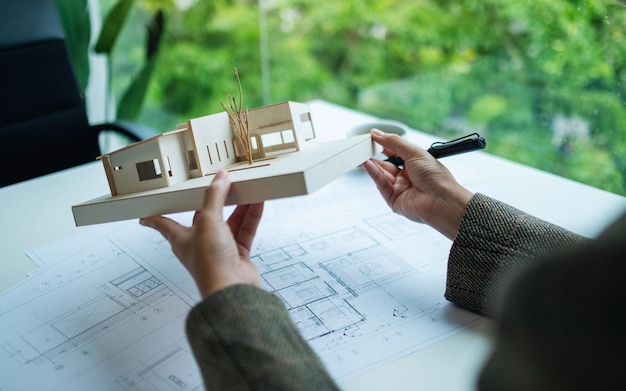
<box><xmin>371</xmin><ymin>128</ymin><xmax>384</xmax><ymax>136</ymax></box>
<box><xmin>214</xmin><ymin>170</ymin><xmax>228</xmax><ymax>180</ymax></box>
<box><xmin>139</xmin><ymin>218</ymin><xmax>150</xmax><ymax>227</ymax></box>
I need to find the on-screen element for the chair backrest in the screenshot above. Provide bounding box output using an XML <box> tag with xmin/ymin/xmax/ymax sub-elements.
<box><xmin>0</xmin><ymin>0</ymin><xmax>100</xmax><ymax>187</ymax></box>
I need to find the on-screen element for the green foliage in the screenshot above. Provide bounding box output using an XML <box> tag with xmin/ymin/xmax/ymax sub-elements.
<box><xmin>58</xmin><ymin>0</ymin><xmax>165</xmax><ymax>121</ymax></box>
<box><xmin>98</xmin><ymin>0</ymin><xmax>165</xmax><ymax>121</ymax></box>
<box><xmin>565</xmin><ymin>140</ymin><xmax>625</xmax><ymax>194</ymax></box>
<box><xmin>468</xmin><ymin>96</ymin><xmax>508</xmax><ymax>125</ymax></box>
<box><xmin>117</xmin><ymin>10</ymin><xmax>165</xmax><ymax>120</ymax></box>
<box><xmin>153</xmin><ymin>2</ymin><xmax>261</xmax><ymax>117</ymax></box>
<box><xmin>94</xmin><ymin>0</ymin><xmax>136</xmax><ymax>54</ymax></box>
<box><xmin>138</xmin><ymin>0</ymin><xmax>625</xmax><ymax>195</ymax></box>
<box><xmin>55</xmin><ymin>0</ymin><xmax>91</xmax><ymax>92</ymax></box>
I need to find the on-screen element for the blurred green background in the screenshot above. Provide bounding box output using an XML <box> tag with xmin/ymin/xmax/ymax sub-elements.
<box><xmin>81</xmin><ymin>0</ymin><xmax>626</xmax><ymax>195</ymax></box>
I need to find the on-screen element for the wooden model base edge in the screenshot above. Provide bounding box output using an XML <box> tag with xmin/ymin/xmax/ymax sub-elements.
<box><xmin>72</xmin><ymin>135</ymin><xmax>379</xmax><ymax>226</ymax></box>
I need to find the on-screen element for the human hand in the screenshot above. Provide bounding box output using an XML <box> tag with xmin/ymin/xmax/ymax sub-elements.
<box><xmin>139</xmin><ymin>170</ymin><xmax>264</xmax><ymax>298</ymax></box>
<box><xmin>362</xmin><ymin>129</ymin><xmax>473</xmax><ymax>240</ymax></box>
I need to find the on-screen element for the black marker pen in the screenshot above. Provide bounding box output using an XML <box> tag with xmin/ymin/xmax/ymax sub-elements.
<box><xmin>385</xmin><ymin>133</ymin><xmax>486</xmax><ymax>168</ymax></box>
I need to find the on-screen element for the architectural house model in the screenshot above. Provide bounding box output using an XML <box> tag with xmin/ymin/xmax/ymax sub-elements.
<box><xmin>72</xmin><ymin>101</ymin><xmax>379</xmax><ymax>226</ymax></box>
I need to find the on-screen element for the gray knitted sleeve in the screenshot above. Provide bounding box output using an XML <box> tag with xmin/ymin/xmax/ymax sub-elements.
<box><xmin>186</xmin><ymin>284</ymin><xmax>339</xmax><ymax>391</ymax></box>
<box><xmin>445</xmin><ymin>193</ymin><xmax>588</xmax><ymax>316</ymax></box>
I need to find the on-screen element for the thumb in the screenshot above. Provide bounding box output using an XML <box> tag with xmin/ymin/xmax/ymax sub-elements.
<box><xmin>370</xmin><ymin>129</ymin><xmax>432</xmax><ymax>162</ymax></box>
<box><xmin>202</xmin><ymin>170</ymin><xmax>231</xmax><ymax>214</ymax></box>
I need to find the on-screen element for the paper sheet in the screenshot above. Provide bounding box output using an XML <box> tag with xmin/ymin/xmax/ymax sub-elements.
<box><xmin>0</xmin><ymin>168</ymin><xmax>484</xmax><ymax>390</ymax></box>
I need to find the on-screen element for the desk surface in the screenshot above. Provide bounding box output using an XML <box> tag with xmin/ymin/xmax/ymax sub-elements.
<box><xmin>2</xmin><ymin>100</ymin><xmax>625</xmax><ymax>390</ymax></box>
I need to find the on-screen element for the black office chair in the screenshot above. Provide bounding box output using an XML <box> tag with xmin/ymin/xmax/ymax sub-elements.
<box><xmin>0</xmin><ymin>0</ymin><xmax>156</xmax><ymax>187</ymax></box>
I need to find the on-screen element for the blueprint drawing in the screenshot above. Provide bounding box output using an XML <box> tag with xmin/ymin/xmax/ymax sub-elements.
<box><xmin>0</xmin><ymin>229</ymin><xmax>202</xmax><ymax>390</ymax></box>
<box><xmin>0</xmin><ymin>168</ymin><xmax>484</xmax><ymax>389</ymax></box>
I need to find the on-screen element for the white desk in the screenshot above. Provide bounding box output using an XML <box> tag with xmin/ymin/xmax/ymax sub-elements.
<box><xmin>2</xmin><ymin>100</ymin><xmax>625</xmax><ymax>390</ymax></box>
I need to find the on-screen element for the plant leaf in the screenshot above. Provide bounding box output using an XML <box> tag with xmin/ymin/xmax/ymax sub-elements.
<box><xmin>117</xmin><ymin>9</ymin><xmax>165</xmax><ymax>120</ymax></box>
<box><xmin>147</xmin><ymin>10</ymin><xmax>165</xmax><ymax>60</ymax></box>
<box><xmin>94</xmin><ymin>0</ymin><xmax>135</xmax><ymax>54</ymax></box>
<box><xmin>55</xmin><ymin>0</ymin><xmax>91</xmax><ymax>92</ymax></box>
<box><xmin>117</xmin><ymin>59</ymin><xmax>156</xmax><ymax>120</ymax></box>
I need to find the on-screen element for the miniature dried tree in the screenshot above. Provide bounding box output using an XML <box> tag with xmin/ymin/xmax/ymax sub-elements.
<box><xmin>221</xmin><ymin>67</ymin><xmax>253</xmax><ymax>164</ymax></box>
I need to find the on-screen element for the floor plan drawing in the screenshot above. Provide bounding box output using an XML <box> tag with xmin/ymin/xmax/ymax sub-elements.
<box><xmin>0</xmin><ymin>168</ymin><xmax>485</xmax><ymax>389</ymax></box>
<box><xmin>0</xmin><ymin>229</ymin><xmax>202</xmax><ymax>391</ymax></box>
<box><xmin>250</xmin><ymin>215</ymin><xmax>481</xmax><ymax>380</ymax></box>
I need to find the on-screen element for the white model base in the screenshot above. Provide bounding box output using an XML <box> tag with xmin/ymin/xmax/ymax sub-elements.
<box><xmin>72</xmin><ymin>135</ymin><xmax>379</xmax><ymax>226</ymax></box>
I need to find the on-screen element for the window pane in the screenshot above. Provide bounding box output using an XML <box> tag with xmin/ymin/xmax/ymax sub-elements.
<box><xmin>281</xmin><ymin>130</ymin><xmax>295</xmax><ymax>143</ymax></box>
<box><xmin>261</xmin><ymin>132</ymin><xmax>284</xmax><ymax>147</ymax></box>
<box><xmin>126</xmin><ymin>1</ymin><xmax>625</xmax><ymax>195</ymax></box>
<box><xmin>136</xmin><ymin>159</ymin><xmax>162</xmax><ymax>181</ymax></box>
<box><xmin>187</xmin><ymin>151</ymin><xmax>198</xmax><ymax>170</ymax></box>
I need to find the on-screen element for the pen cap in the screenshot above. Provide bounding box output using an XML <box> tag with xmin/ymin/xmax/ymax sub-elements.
<box><xmin>428</xmin><ymin>133</ymin><xmax>486</xmax><ymax>158</ymax></box>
